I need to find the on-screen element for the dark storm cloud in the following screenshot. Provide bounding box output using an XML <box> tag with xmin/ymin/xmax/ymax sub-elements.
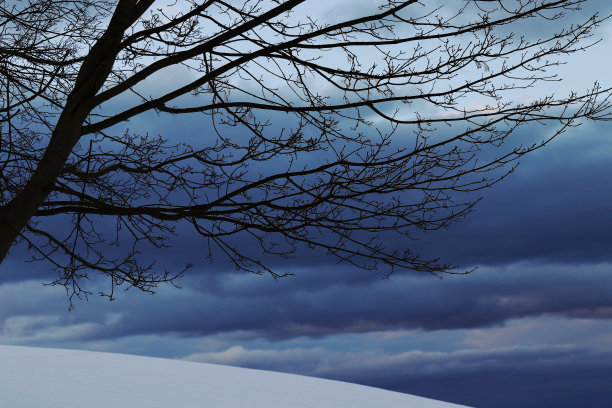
<box><xmin>104</xmin><ymin>262</ymin><xmax>612</xmax><ymax>339</ymax></box>
<box><xmin>46</xmin><ymin>122</ymin><xmax>608</xmax><ymax>287</ymax></box>
<box><xmin>78</xmin><ymin>121</ymin><xmax>612</xmax><ymax>298</ymax></box>
<box><xmin>2</xmin><ymin>120</ymin><xmax>611</xmax><ymax>344</ymax></box>
<box><xmin>3</xmin><ymin>100</ymin><xmax>610</xmax><ymax>288</ymax></box>
<box><xmin>150</xmin><ymin>122</ymin><xmax>612</xmax><ymax>275</ymax></box>
<box><xmin>411</xmin><ymin>128</ymin><xmax>612</xmax><ymax>267</ymax></box>
<box><xmin>5</xmin><ymin>260</ymin><xmax>610</xmax><ymax>345</ymax></box>
<box><xmin>0</xmin><ymin>255</ymin><xmax>56</xmax><ymax>284</ymax></box>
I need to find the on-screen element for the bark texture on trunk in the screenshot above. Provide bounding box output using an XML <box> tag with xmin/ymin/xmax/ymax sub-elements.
<box><xmin>0</xmin><ymin>1</ymin><xmax>147</xmax><ymax>262</ymax></box>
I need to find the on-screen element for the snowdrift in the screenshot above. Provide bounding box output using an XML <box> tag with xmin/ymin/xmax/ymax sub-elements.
<box><xmin>0</xmin><ymin>345</ymin><xmax>470</xmax><ymax>407</ymax></box>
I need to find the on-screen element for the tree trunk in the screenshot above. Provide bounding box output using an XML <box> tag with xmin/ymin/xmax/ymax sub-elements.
<box><xmin>0</xmin><ymin>116</ymin><xmax>83</xmax><ymax>261</ymax></box>
<box><xmin>0</xmin><ymin>1</ymin><xmax>144</xmax><ymax>263</ymax></box>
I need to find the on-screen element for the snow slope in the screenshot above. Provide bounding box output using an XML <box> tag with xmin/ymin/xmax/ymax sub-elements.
<box><xmin>0</xmin><ymin>345</ymin><xmax>470</xmax><ymax>408</ymax></box>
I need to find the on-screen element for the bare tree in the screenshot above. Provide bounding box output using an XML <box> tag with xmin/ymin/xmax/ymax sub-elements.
<box><xmin>0</xmin><ymin>0</ymin><xmax>610</xmax><ymax>300</ymax></box>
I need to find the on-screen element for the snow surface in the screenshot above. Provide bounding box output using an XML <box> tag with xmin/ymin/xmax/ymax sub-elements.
<box><xmin>0</xmin><ymin>345</ymin><xmax>470</xmax><ymax>408</ymax></box>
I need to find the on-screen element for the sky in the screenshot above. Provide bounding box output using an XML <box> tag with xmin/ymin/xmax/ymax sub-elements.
<box><xmin>2</xmin><ymin>1</ymin><xmax>612</xmax><ymax>407</ymax></box>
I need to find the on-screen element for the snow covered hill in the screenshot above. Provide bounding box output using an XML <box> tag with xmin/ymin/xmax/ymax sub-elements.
<box><xmin>0</xmin><ymin>345</ymin><xmax>470</xmax><ymax>407</ymax></box>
